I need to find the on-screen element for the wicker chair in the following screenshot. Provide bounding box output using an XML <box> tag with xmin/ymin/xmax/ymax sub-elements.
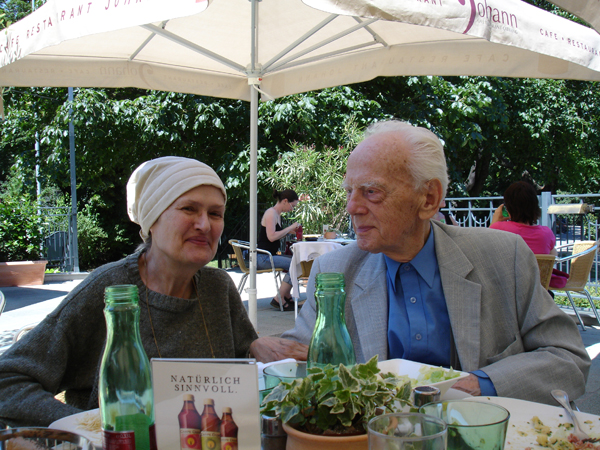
<box><xmin>551</xmin><ymin>240</ymin><xmax>599</xmax><ymax>330</ymax></box>
<box><xmin>534</xmin><ymin>254</ymin><xmax>556</xmax><ymax>291</ymax></box>
<box><xmin>228</xmin><ymin>239</ymin><xmax>285</xmax><ymax>311</ymax></box>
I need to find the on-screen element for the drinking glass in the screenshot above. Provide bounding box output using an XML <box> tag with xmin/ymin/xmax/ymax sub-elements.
<box><xmin>259</xmin><ymin>373</ymin><xmax>281</xmax><ymax>404</ymax></box>
<box><xmin>419</xmin><ymin>400</ymin><xmax>510</xmax><ymax>450</ymax></box>
<box><xmin>368</xmin><ymin>413</ymin><xmax>447</xmax><ymax>450</ymax></box>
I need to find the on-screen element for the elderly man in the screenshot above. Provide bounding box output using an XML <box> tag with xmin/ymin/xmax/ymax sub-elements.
<box><xmin>250</xmin><ymin>120</ymin><xmax>590</xmax><ymax>405</ymax></box>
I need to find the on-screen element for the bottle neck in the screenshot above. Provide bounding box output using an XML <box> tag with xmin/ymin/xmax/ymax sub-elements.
<box><xmin>104</xmin><ymin>304</ymin><xmax>142</xmax><ymax>343</ymax></box>
<box><xmin>182</xmin><ymin>401</ymin><xmax>198</xmax><ymax>411</ymax></box>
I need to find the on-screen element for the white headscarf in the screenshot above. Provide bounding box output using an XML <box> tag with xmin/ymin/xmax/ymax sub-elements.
<box><xmin>127</xmin><ymin>156</ymin><xmax>227</xmax><ymax>241</ymax></box>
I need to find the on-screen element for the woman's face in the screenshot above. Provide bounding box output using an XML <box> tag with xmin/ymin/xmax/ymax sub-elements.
<box><xmin>149</xmin><ymin>185</ymin><xmax>225</xmax><ymax>268</ymax></box>
<box><xmin>284</xmin><ymin>199</ymin><xmax>298</xmax><ymax>212</ymax></box>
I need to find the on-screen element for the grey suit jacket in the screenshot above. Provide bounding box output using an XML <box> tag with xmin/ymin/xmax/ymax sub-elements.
<box><xmin>282</xmin><ymin>221</ymin><xmax>590</xmax><ymax>405</ymax></box>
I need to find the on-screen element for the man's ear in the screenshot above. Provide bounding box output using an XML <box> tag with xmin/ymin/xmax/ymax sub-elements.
<box><xmin>418</xmin><ymin>179</ymin><xmax>443</xmax><ymax>220</ymax></box>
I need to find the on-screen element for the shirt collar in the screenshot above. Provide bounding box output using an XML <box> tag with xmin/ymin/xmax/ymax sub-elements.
<box><xmin>385</xmin><ymin>225</ymin><xmax>437</xmax><ymax>291</ymax></box>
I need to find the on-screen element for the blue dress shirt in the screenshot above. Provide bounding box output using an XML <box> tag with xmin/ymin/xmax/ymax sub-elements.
<box><xmin>385</xmin><ymin>226</ymin><xmax>497</xmax><ymax>396</ymax></box>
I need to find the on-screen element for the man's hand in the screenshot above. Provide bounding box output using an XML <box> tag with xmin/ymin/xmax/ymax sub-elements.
<box><xmin>249</xmin><ymin>336</ymin><xmax>308</xmax><ymax>363</ymax></box>
<box><xmin>452</xmin><ymin>374</ymin><xmax>482</xmax><ymax>396</ymax></box>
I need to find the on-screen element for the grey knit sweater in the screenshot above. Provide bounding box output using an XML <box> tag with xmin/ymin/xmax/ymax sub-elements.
<box><xmin>0</xmin><ymin>252</ymin><xmax>258</xmax><ymax>427</ymax></box>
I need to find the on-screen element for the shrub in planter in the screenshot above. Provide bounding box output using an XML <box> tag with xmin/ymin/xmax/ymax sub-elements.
<box><xmin>0</xmin><ymin>194</ymin><xmax>43</xmax><ymax>262</ymax></box>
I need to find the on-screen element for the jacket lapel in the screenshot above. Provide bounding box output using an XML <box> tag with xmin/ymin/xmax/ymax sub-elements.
<box><xmin>348</xmin><ymin>253</ymin><xmax>389</xmax><ymax>362</ymax></box>
<box><xmin>432</xmin><ymin>224</ymin><xmax>482</xmax><ymax>372</ymax></box>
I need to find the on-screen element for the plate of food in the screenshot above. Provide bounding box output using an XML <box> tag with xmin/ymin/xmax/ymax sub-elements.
<box><xmin>50</xmin><ymin>409</ymin><xmax>102</xmax><ymax>448</ymax></box>
<box><xmin>377</xmin><ymin>358</ymin><xmax>469</xmax><ymax>397</ymax></box>
<box><xmin>464</xmin><ymin>396</ymin><xmax>600</xmax><ymax>449</ymax></box>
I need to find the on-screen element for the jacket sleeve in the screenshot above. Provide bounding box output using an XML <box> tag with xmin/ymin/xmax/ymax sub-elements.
<box><xmin>478</xmin><ymin>237</ymin><xmax>591</xmax><ymax>404</ymax></box>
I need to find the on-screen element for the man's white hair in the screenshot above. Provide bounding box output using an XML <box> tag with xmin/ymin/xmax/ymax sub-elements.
<box><xmin>364</xmin><ymin>120</ymin><xmax>449</xmax><ymax>197</ymax></box>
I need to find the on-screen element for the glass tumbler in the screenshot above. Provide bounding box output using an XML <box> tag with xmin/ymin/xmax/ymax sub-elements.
<box><xmin>368</xmin><ymin>413</ymin><xmax>447</xmax><ymax>450</ymax></box>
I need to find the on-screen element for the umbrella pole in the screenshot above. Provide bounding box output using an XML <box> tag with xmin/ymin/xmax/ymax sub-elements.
<box><xmin>248</xmin><ymin>86</ymin><xmax>258</xmax><ymax>329</ymax></box>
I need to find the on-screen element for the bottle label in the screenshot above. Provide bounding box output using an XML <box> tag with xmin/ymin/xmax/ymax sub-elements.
<box><xmin>103</xmin><ymin>420</ymin><xmax>157</xmax><ymax>450</ymax></box>
<box><xmin>221</xmin><ymin>437</ymin><xmax>238</xmax><ymax>450</ymax></box>
<box><xmin>103</xmin><ymin>430</ymin><xmax>136</xmax><ymax>450</ymax></box>
<box><xmin>201</xmin><ymin>431</ymin><xmax>220</xmax><ymax>450</ymax></box>
<box><xmin>180</xmin><ymin>428</ymin><xmax>202</xmax><ymax>449</ymax></box>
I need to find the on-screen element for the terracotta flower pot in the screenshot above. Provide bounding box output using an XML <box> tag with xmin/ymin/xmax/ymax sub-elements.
<box><xmin>282</xmin><ymin>423</ymin><xmax>367</xmax><ymax>450</ymax></box>
<box><xmin>0</xmin><ymin>261</ymin><xmax>47</xmax><ymax>287</ymax></box>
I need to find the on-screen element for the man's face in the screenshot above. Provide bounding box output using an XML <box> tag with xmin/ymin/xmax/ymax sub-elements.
<box><xmin>343</xmin><ymin>132</ymin><xmax>429</xmax><ymax>262</ymax></box>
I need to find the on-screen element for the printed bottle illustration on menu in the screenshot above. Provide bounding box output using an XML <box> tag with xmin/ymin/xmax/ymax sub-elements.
<box><xmin>178</xmin><ymin>394</ymin><xmax>202</xmax><ymax>450</ymax></box>
<box><xmin>220</xmin><ymin>407</ymin><xmax>238</xmax><ymax>450</ymax></box>
<box><xmin>200</xmin><ymin>398</ymin><xmax>221</xmax><ymax>450</ymax></box>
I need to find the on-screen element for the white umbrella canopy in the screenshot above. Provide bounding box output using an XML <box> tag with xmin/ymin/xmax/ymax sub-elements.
<box><xmin>547</xmin><ymin>0</ymin><xmax>600</xmax><ymax>32</ymax></box>
<box><xmin>1</xmin><ymin>0</ymin><xmax>600</xmax><ymax>96</ymax></box>
<box><xmin>1</xmin><ymin>0</ymin><xmax>599</xmax><ymax>326</ymax></box>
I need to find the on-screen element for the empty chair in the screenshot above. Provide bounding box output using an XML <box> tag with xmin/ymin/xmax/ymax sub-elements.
<box><xmin>551</xmin><ymin>241</ymin><xmax>599</xmax><ymax>330</ymax></box>
<box><xmin>228</xmin><ymin>239</ymin><xmax>285</xmax><ymax>311</ymax></box>
<box><xmin>0</xmin><ymin>290</ymin><xmax>4</xmax><ymax>317</ymax></box>
<box><xmin>534</xmin><ymin>254</ymin><xmax>556</xmax><ymax>291</ymax></box>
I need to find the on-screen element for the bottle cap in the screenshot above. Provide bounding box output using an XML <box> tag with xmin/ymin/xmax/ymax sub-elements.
<box><xmin>223</xmin><ymin>407</ymin><xmax>232</xmax><ymax>413</ymax></box>
<box><xmin>203</xmin><ymin>398</ymin><xmax>215</xmax><ymax>405</ymax></box>
<box><xmin>413</xmin><ymin>385</ymin><xmax>441</xmax><ymax>407</ymax></box>
<box><xmin>183</xmin><ymin>394</ymin><xmax>194</xmax><ymax>401</ymax></box>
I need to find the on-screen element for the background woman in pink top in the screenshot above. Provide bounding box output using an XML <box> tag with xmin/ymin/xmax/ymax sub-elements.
<box><xmin>490</xmin><ymin>181</ymin><xmax>557</xmax><ymax>255</ymax></box>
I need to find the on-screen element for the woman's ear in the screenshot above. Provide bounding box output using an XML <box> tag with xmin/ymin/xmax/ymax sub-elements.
<box><xmin>418</xmin><ymin>179</ymin><xmax>443</xmax><ymax>220</ymax></box>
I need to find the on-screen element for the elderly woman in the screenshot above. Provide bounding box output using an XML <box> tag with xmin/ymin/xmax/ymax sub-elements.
<box><xmin>0</xmin><ymin>156</ymin><xmax>258</xmax><ymax>428</ymax></box>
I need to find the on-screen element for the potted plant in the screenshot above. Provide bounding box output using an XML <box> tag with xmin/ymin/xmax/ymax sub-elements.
<box><xmin>261</xmin><ymin>356</ymin><xmax>412</xmax><ymax>450</ymax></box>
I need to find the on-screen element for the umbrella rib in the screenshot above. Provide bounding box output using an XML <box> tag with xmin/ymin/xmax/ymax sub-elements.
<box><xmin>353</xmin><ymin>16</ymin><xmax>389</xmax><ymax>47</ymax></box>
<box><xmin>262</xmin><ymin>14</ymin><xmax>338</xmax><ymax>71</ymax></box>
<box><xmin>265</xmin><ymin>17</ymin><xmax>379</xmax><ymax>73</ymax></box>
<box><xmin>140</xmin><ymin>23</ymin><xmax>246</xmax><ymax>73</ymax></box>
<box><xmin>130</xmin><ymin>21</ymin><xmax>168</xmax><ymax>62</ymax></box>
<box><xmin>266</xmin><ymin>41</ymin><xmax>378</xmax><ymax>74</ymax></box>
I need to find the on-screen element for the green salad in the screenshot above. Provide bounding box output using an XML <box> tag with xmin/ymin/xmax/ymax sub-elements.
<box><xmin>416</xmin><ymin>365</ymin><xmax>461</xmax><ymax>385</ymax></box>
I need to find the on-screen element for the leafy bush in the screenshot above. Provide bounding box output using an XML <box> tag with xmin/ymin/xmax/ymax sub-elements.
<box><xmin>0</xmin><ymin>194</ymin><xmax>44</xmax><ymax>261</ymax></box>
<box><xmin>266</xmin><ymin>118</ymin><xmax>362</xmax><ymax>234</ymax></box>
<box><xmin>76</xmin><ymin>195</ymin><xmax>132</xmax><ymax>271</ymax></box>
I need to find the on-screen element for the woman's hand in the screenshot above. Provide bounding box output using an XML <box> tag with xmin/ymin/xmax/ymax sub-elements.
<box><xmin>286</xmin><ymin>222</ymin><xmax>300</xmax><ymax>234</ymax></box>
<box><xmin>491</xmin><ymin>204</ymin><xmax>509</xmax><ymax>225</ymax></box>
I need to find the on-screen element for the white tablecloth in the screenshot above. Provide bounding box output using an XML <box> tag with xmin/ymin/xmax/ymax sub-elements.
<box><xmin>289</xmin><ymin>241</ymin><xmax>343</xmax><ymax>299</ymax></box>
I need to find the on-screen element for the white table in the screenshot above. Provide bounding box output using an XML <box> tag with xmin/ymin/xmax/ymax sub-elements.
<box><xmin>289</xmin><ymin>241</ymin><xmax>343</xmax><ymax>300</ymax></box>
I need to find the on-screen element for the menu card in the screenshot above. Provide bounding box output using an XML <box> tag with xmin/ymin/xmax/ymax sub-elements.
<box><xmin>151</xmin><ymin>358</ymin><xmax>261</xmax><ymax>450</ymax></box>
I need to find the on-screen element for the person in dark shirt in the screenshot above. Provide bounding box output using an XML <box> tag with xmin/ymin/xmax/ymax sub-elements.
<box><xmin>258</xmin><ymin>189</ymin><xmax>300</xmax><ymax>311</ymax></box>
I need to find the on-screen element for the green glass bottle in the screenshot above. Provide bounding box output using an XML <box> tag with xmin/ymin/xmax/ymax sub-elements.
<box><xmin>99</xmin><ymin>284</ymin><xmax>157</xmax><ymax>450</ymax></box>
<box><xmin>307</xmin><ymin>272</ymin><xmax>356</xmax><ymax>368</ymax></box>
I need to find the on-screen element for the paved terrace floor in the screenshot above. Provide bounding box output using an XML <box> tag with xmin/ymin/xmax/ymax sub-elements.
<box><xmin>0</xmin><ymin>268</ymin><xmax>598</xmax><ymax>415</ymax></box>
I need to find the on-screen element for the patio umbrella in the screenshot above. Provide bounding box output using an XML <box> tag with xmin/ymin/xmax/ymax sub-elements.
<box><xmin>1</xmin><ymin>0</ymin><xmax>599</xmax><ymax>327</ymax></box>
<box><xmin>546</xmin><ymin>0</ymin><xmax>600</xmax><ymax>32</ymax></box>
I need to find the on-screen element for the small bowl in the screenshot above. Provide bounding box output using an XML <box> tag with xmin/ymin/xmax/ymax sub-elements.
<box><xmin>263</xmin><ymin>361</ymin><xmax>307</xmax><ymax>383</ymax></box>
<box><xmin>377</xmin><ymin>358</ymin><xmax>469</xmax><ymax>397</ymax></box>
<box><xmin>0</xmin><ymin>428</ymin><xmax>94</xmax><ymax>449</ymax></box>
<box><xmin>324</xmin><ymin>231</ymin><xmax>337</xmax><ymax>239</ymax></box>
